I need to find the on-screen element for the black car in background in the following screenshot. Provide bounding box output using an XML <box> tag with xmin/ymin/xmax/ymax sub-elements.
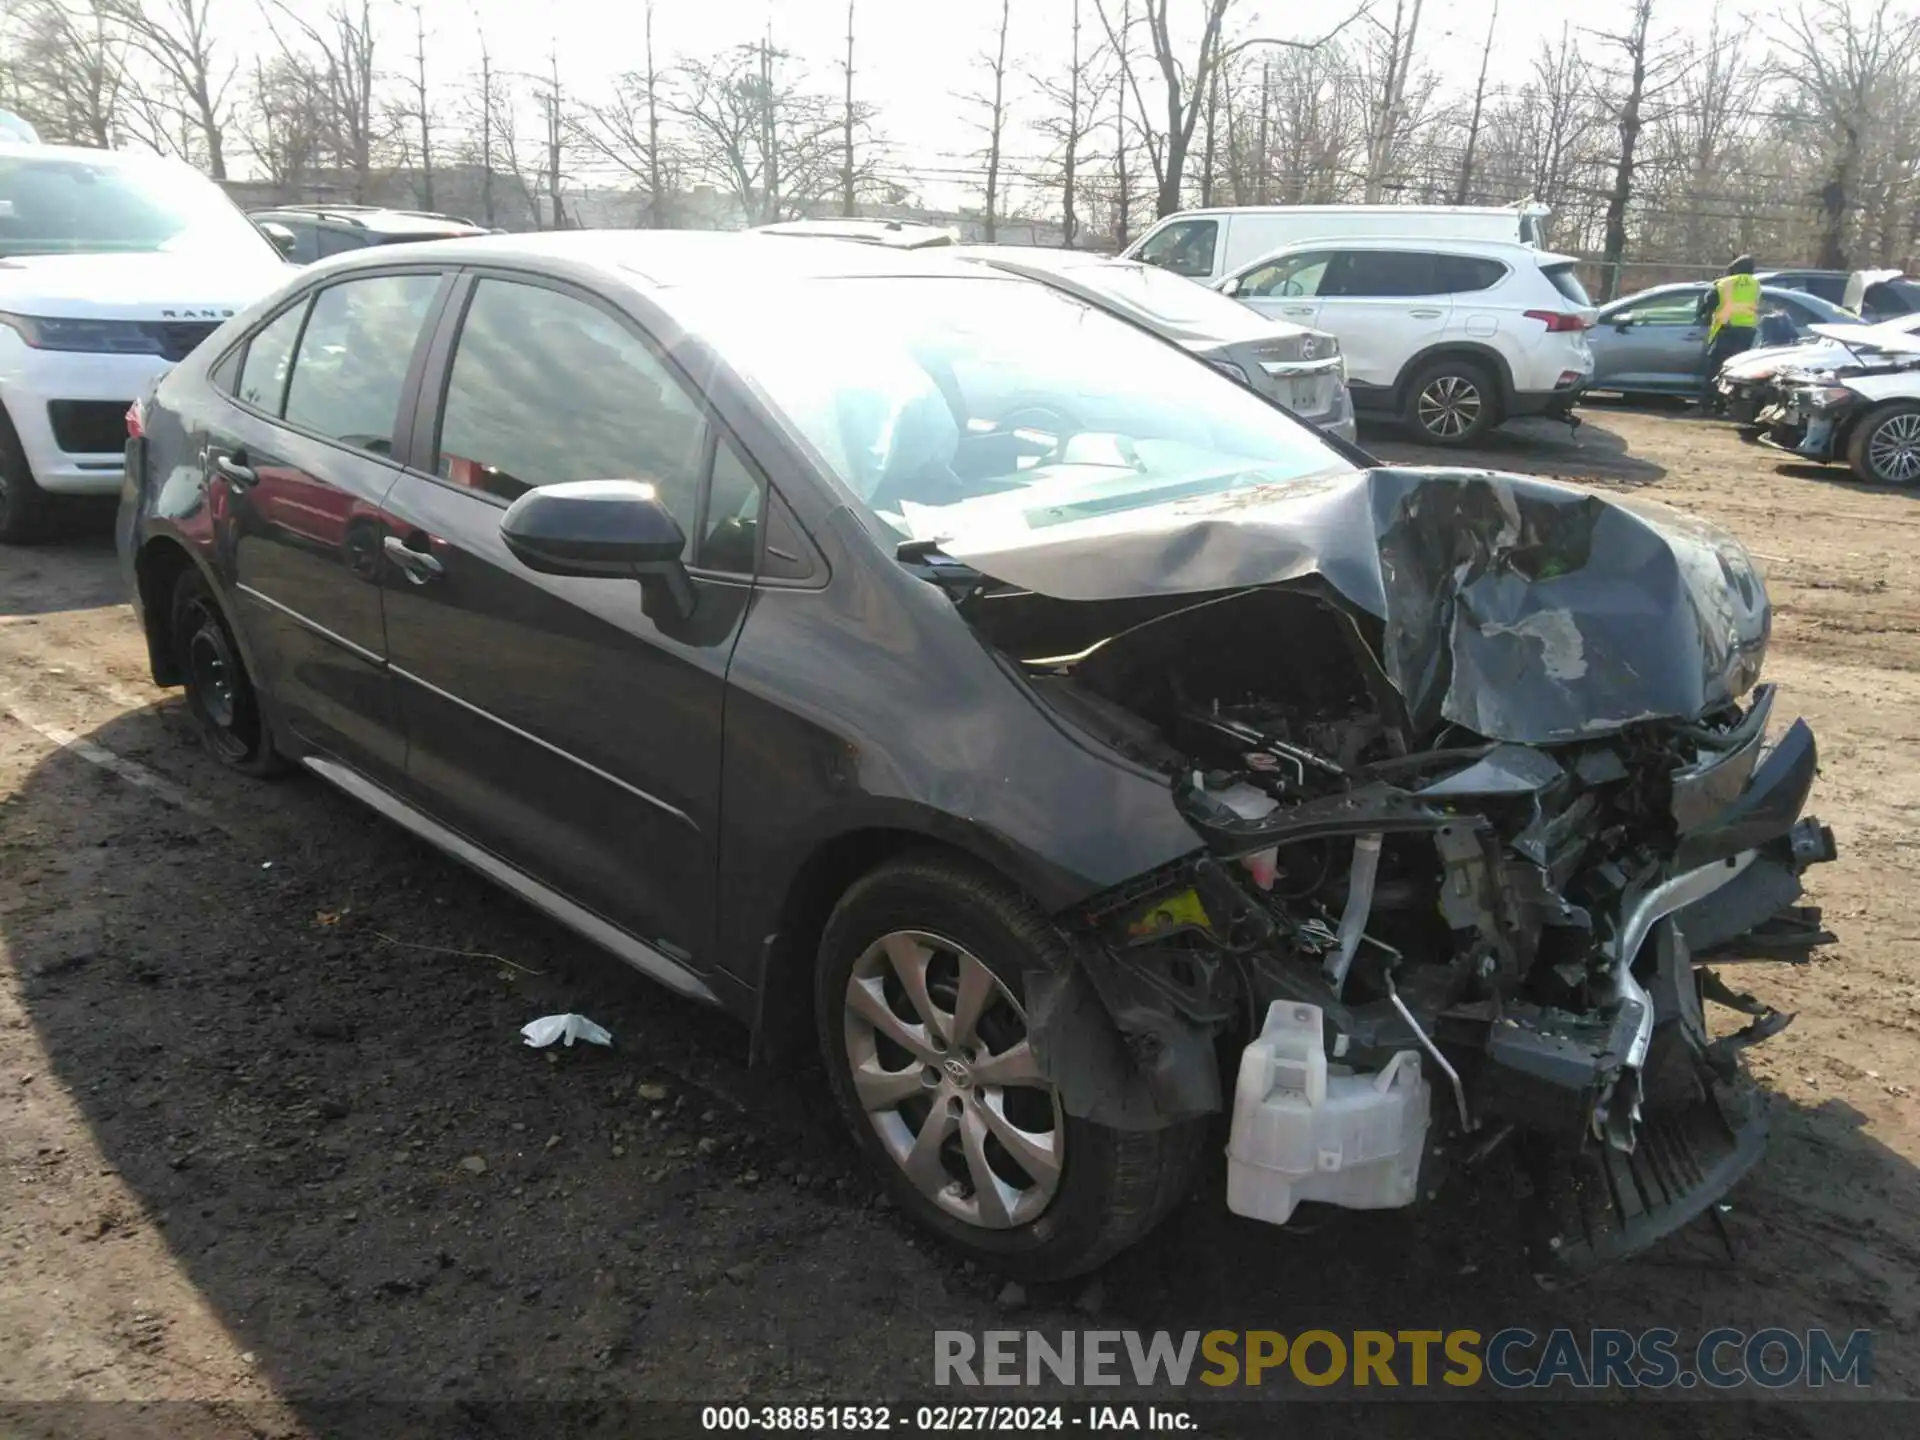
<box><xmin>118</xmin><ymin>233</ymin><xmax>1837</xmax><ymax>1279</ymax></box>
<box><xmin>247</xmin><ymin>204</ymin><xmax>488</xmax><ymax>263</ymax></box>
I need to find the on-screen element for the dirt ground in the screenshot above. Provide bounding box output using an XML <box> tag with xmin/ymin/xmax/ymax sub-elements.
<box><xmin>2</xmin><ymin>407</ymin><xmax>1917</xmax><ymax>1433</ymax></box>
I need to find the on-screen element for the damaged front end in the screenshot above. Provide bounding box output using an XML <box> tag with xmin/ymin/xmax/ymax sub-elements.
<box><xmin>950</xmin><ymin>467</ymin><xmax>1838</xmax><ymax>1271</ymax></box>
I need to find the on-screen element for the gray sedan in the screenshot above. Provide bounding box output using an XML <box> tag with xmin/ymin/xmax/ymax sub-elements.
<box><xmin>953</xmin><ymin>246</ymin><xmax>1356</xmax><ymax>441</ymax></box>
<box><xmin>1587</xmin><ymin>282</ymin><xmax>1857</xmax><ymax>397</ymax></box>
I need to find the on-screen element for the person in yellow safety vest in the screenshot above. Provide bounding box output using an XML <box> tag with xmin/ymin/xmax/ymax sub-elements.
<box><xmin>1696</xmin><ymin>254</ymin><xmax>1762</xmax><ymax>409</ymax></box>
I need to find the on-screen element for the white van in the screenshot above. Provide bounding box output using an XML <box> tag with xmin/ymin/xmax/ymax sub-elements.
<box><xmin>1122</xmin><ymin>203</ymin><xmax>1550</xmax><ymax>286</ymax></box>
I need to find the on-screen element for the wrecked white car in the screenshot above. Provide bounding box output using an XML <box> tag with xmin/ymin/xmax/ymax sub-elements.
<box><xmin>1757</xmin><ymin>323</ymin><xmax>1920</xmax><ymax>485</ymax></box>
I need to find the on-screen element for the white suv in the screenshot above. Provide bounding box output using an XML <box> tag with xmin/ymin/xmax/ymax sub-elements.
<box><xmin>1217</xmin><ymin>237</ymin><xmax>1596</xmax><ymax>445</ymax></box>
<box><xmin>0</xmin><ymin>143</ymin><xmax>290</xmax><ymax>542</ymax></box>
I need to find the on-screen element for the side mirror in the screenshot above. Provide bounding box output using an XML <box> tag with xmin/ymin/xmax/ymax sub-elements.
<box><xmin>259</xmin><ymin>220</ymin><xmax>297</xmax><ymax>258</ymax></box>
<box><xmin>500</xmin><ymin>480</ymin><xmax>696</xmax><ymax>621</ymax></box>
<box><xmin>1612</xmin><ymin>318</ymin><xmax>1633</xmax><ymax>332</ymax></box>
<box><xmin>1219</xmin><ymin>275</ymin><xmax>1241</xmax><ymax>297</ymax></box>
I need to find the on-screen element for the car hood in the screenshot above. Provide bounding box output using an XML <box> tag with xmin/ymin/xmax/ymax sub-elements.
<box><xmin>1722</xmin><ymin>337</ymin><xmax>1845</xmax><ymax>379</ymax></box>
<box><xmin>937</xmin><ymin>466</ymin><xmax>1769</xmax><ymax>744</ymax></box>
<box><xmin>0</xmin><ymin>251</ymin><xmax>289</xmax><ymax>319</ymax></box>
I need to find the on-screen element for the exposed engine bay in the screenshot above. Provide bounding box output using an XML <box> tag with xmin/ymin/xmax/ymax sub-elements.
<box><xmin>934</xmin><ymin>466</ymin><xmax>1839</xmax><ymax>1271</ymax></box>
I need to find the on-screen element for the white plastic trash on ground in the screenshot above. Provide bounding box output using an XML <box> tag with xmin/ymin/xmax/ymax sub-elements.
<box><xmin>1225</xmin><ymin>1000</ymin><xmax>1429</xmax><ymax>1225</ymax></box>
<box><xmin>520</xmin><ymin>1014</ymin><xmax>613</xmax><ymax>1048</ymax></box>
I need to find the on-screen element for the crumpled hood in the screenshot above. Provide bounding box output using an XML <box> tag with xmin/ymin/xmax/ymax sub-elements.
<box><xmin>939</xmin><ymin>466</ymin><xmax>1770</xmax><ymax>744</ymax></box>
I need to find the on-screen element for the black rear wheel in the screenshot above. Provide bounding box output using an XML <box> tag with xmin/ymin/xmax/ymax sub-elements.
<box><xmin>170</xmin><ymin>567</ymin><xmax>285</xmax><ymax>776</ymax></box>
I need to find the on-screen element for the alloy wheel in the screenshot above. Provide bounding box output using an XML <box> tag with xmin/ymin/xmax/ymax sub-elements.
<box><xmin>1867</xmin><ymin>412</ymin><xmax>1920</xmax><ymax>485</ymax></box>
<box><xmin>1417</xmin><ymin>374</ymin><xmax>1484</xmax><ymax>440</ymax></box>
<box><xmin>842</xmin><ymin>930</ymin><xmax>1064</xmax><ymax>1230</ymax></box>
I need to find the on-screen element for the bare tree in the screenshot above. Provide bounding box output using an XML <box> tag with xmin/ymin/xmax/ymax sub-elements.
<box><xmin>537</xmin><ymin>49</ymin><xmax>567</xmax><ymax>228</ymax></box>
<box><xmin>964</xmin><ymin>0</ymin><xmax>1014</xmax><ymax>241</ymax></box>
<box><xmin>1778</xmin><ymin>0</ymin><xmax>1920</xmax><ymax>269</ymax></box>
<box><xmin>576</xmin><ymin>4</ymin><xmax>680</xmax><ymax>226</ymax></box>
<box><xmin>397</xmin><ymin>2</ymin><xmax>435</xmax><ymax>209</ymax></box>
<box><xmin>238</xmin><ymin>51</ymin><xmax>330</xmax><ymax>189</ymax></box>
<box><xmin>1362</xmin><ymin>0</ymin><xmax>1424</xmax><ymax>202</ymax></box>
<box><xmin>1034</xmin><ymin>0</ymin><xmax>1108</xmax><ymax>247</ymax></box>
<box><xmin>1095</xmin><ymin>0</ymin><xmax>1365</xmax><ymax>218</ymax></box>
<box><xmin>1591</xmin><ymin>0</ymin><xmax>1689</xmax><ymax>299</ymax></box>
<box><xmin>6</xmin><ymin>0</ymin><xmax>128</xmax><ymax>148</ymax></box>
<box><xmin>1656</xmin><ymin>3</ymin><xmax>1761</xmax><ymax>262</ymax></box>
<box><xmin>1454</xmin><ymin>0</ymin><xmax>1498</xmax><ymax>205</ymax></box>
<box><xmin>99</xmin><ymin>0</ymin><xmax>232</xmax><ymax>176</ymax></box>
<box><xmin>669</xmin><ymin>41</ymin><xmax>843</xmax><ymax>224</ymax></box>
<box><xmin>266</xmin><ymin>0</ymin><xmax>381</xmax><ymax>201</ymax></box>
<box><xmin>841</xmin><ymin>0</ymin><xmax>857</xmax><ymax>216</ymax></box>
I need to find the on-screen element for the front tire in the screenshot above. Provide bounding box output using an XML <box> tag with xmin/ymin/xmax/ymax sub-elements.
<box><xmin>170</xmin><ymin>567</ymin><xmax>286</xmax><ymax>776</ymax></box>
<box><xmin>815</xmin><ymin>855</ymin><xmax>1206</xmax><ymax>1280</ymax></box>
<box><xmin>1847</xmin><ymin>402</ymin><xmax>1920</xmax><ymax>486</ymax></box>
<box><xmin>1403</xmin><ymin>358</ymin><xmax>1497</xmax><ymax>446</ymax></box>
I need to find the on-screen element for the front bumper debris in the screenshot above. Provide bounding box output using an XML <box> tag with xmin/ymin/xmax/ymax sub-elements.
<box><xmin>1028</xmin><ymin>672</ymin><xmax>1836</xmax><ymax>1269</ymax></box>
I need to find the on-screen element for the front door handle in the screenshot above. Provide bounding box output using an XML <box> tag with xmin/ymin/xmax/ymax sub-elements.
<box><xmin>213</xmin><ymin>453</ymin><xmax>256</xmax><ymax>487</ymax></box>
<box><xmin>383</xmin><ymin>533</ymin><xmax>444</xmax><ymax>584</ymax></box>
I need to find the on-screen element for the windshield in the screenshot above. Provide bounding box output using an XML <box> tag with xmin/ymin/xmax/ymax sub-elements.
<box><xmin>0</xmin><ymin>153</ymin><xmax>278</xmax><ymax>261</ymax></box>
<box><xmin>680</xmin><ymin>275</ymin><xmax>1352</xmax><ymax>545</ymax></box>
<box><xmin>1061</xmin><ymin>261</ymin><xmax>1274</xmax><ymax>337</ymax></box>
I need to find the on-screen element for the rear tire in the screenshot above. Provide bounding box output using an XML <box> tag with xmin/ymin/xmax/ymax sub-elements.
<box><xmin>1846</xmin><ymin>402</ymin><xmax>1920</xmax><ymax>486</ymax></box>
<box><xmin>815</xmin><ymin>854</ymin><xmax>1206</xmax><ymax>1281</ymax></box>
<box><xmin>170</xmin><ymin>567</ymin><xmax>286</xmax><ymax>777</ymax></box>
<box><xmin>0</xmin><ymin>407</ymin><xmax>52</xmax><ymax>544</ymax></box>
<box><xmin>1402</xmin><ymin>358</ymin><xmax>1497</xmax><ymax>446</ymax></box>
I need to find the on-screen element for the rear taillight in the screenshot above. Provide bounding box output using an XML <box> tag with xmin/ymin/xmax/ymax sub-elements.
<box><xmin>1525</xmin><ymin>309</ymin><xmax>1590</xmax><ymax>333</ymax></box>
<box><xmin>125</xmin><ymin>400</ymin><xmax>145</xmax><ymax>439</ymax></box>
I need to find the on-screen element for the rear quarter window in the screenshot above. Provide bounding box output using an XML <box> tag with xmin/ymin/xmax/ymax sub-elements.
<box><xmin>1541</xmin><ymin>263</ymin><xmax>1592</xmax><ymax>308</ymax></box>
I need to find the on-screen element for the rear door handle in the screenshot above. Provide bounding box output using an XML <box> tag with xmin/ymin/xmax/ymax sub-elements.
<box><xmin>382</xmin><ymin>533</ymin><xmax>444</xmax><ymax>583</ymax></box>
<box><xmin>1409</xmin><ymin>309</ymin><xmax>1444</xmax><ymax>319</ymax></box>
<box><xmin>213</xmin><ymin>453</ymin><xmax>256</xmax><ymax>487</ymax></box>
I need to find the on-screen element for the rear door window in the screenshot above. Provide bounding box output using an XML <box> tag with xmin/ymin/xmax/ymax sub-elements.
<box><xmin>1136</xmin><ymin>219</ymin><xmax>1218</xmax><ymax>279</ymax></box>
<box><xmin>1326</xmin><ymin>250</ymin><xmax>1440</xmax><ymax>297</ymax></box>
<box><xmin>1609</xmin><ymin>292</ymin><xmax>1699</xmax><ymax>326</ymax></box>
<box><xmin>1769</xmin><ymin>293</ymin><xmax>1822</xmax><ymax>327</ymax></box>
<box><xmin>283</xmin><ymin>272</ymin><xmax>442</xmax><ymax>455</ymax></box>
<box><xmin>1435</xmin><ymin>255</ymin><xmax>1508</xmax><ymax>293</ymax></box>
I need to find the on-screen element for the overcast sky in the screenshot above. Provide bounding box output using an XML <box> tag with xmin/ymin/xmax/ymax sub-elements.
<box><xmin>248</xmin><ymin>0</ymin><xmax>1745</xmax><ymax>205</ymax></box>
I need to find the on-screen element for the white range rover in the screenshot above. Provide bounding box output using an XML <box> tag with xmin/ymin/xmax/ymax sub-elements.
<box><xmin>0</xmin><ymin>142</ymin><xmax>290</xmax><ymax>542</ymax></box>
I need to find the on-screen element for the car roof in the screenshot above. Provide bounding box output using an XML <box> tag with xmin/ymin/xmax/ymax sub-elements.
<box><xmin>0</xmin><ymin>140</ymin><xmax>185</xmax><ymax>169</ymax></box>
<box><xmin>753</xmin><ymin>219</ymin><xmax>957</xmax><ymax>247</ymax></box>
<box><xmin>1603</xmin><ymin>280</ymin><xmax>1851</xmax><ymax>312</ymax></box>
<box><xmin>322</xmin><ymin>229</ymin><xmax>1017</xmax><ymax>289</ymax></box>
<box><xmin>1153</xmin><ymin>202</ymin><xmax>1543</xmax><ymax>221</ymax></box>
<box><xmin>250</xmin><ymin>206</ymin><xmax>484</xmax><ymax>236</ymax></box>
<box><xmin>1231</xmin><ymin>235</ymin><xmax>1575</xmax><ymax>274</ymax></box>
